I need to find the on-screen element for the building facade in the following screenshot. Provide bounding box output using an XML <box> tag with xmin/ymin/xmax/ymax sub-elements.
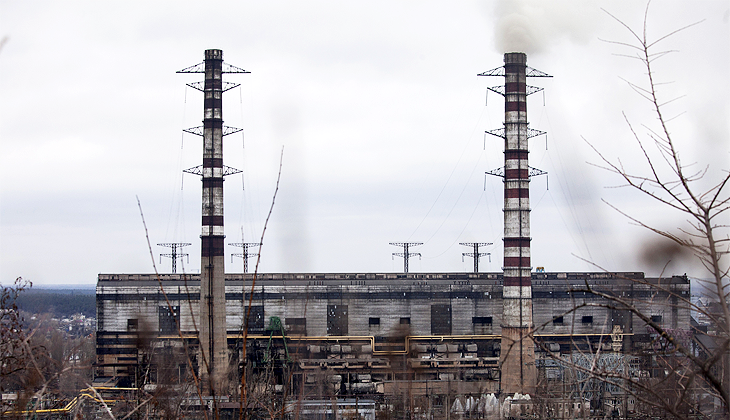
<box><xmin>95</xmin><ymin>271</ymin><xmax>690</xmax><ymax>417</ymax></box>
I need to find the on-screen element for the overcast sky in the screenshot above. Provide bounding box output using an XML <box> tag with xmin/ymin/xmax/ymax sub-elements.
<box><xmin>1</xmin><ymin>1</ymin><xmax>728</xmax><ymax>285</ymax></box>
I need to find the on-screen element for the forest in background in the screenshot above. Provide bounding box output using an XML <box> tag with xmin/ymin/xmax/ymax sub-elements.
<box><xmin>15</xmin><ymin>287</ymin><xmax>95</xmax><ymax>318</ymax></box>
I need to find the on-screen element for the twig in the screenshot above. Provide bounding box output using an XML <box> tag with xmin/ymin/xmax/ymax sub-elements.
<box><xmin>137</xmin><ymin>195</ymin><xmax>209</xmax><ymax>420</ymax></box>
<box><xmin>241</xmin><ymin>146</ymin><xmax>284</xmax><ymax>420</ymax></box>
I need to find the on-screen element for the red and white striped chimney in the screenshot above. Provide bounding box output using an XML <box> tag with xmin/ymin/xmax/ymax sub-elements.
<box><xmin>500</xmin><ymin>52</ymin><xmax>536</xmax><ymax>395</ymax></box>
<box><xmin>480</xmin><ymin>52</ymin><xmax>549</xmax><ymax>396</ymax></box>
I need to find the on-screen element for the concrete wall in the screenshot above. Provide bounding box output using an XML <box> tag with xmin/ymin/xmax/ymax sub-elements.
<box><xmin>97</xmin><ymin>272</ymin><xmax>689</xmax><ymax>338</ymax></box>
<box><xmin>95</xmin><ymin>272</ymin><xmax>690</xmax><ymax>394</ymax></box>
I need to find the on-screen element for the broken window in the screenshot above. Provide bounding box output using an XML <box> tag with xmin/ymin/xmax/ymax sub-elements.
<box><xmin>158</xmin><ymin>306</ymin><xmax>179</xmax><ymax>334</ymax></box>
<box><xmin>472</xmin><ymin>316</ymin><xmax>493</xmax><ymax>324</ymax></box>
<box><xmin>127</xmin><ymin>318</ymin><xmax>138</xmax><ymax>332</ymax></box>
<box><xmin>286</xmin><ymin>317</ymin><xmax>306</xmax><ymax>335</ymax></box>
<box><xmin>244</xmin><ymin>305</ymin><xmax>264</xmax><ymax>332</ymax></box>
<box><xmin>327</xmin><ymin>304</ymin><xmax>348</xmax><ymax>335</ymax></box>
<box><xmin>431</xmin><ymin>304</ymin><xmax>451</xmax><ymax>335</ymax></box>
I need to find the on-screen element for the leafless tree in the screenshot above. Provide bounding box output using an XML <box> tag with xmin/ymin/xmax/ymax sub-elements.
<box><xmin>574</xmin><ymin>2</ymin><xmax>729</xmax><ymax>418</ymax></box>
<box><xmin>1</xmin><ymin>278</ymin><xmax>101</xmax><ymax>419</ymax></box>
<box><xmin>1</xmin><ymin>277</ymin><xmax>37</xmax><ymax>415</ymax></box>
<box><xmin>1</xmin><ymin>278</ymin><xmax>33</xmax><ymax>382</ymax></box>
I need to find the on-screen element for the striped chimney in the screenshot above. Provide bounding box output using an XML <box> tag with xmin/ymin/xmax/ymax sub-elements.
<box><xmin>199</xmin><ymin>49</ymin><xmax>228</xmax><ymax>394</ymax></box>
<box><xmin>500</xmin><ymin>52</ymin><xmax>536</xmax><ymax>395</ymax></box>
<box><xmin>178</xmin><ymin>49</ymin><xmax>248</xmax><ymax>395</ymax></box>
<box><xmin>480</xmin><ymin>52</ymin><xmax>549</xmax><ymax>396</ymax></box>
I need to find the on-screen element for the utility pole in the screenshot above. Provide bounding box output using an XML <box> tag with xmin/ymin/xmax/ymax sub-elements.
<box><xmin>229</xmin><ymin>242</ymin><xmax>260</xmax><ymax>273</ymax></box>
<box><xmin>460</xmin><ymin>242</ymin><xmax>492</xmax><ymax>273</ymax></box>
<box><xmin>158</xmin><ymin>242</ymin><xmax>191</xmax><ymax>273</ymax></box>
<box><xmin>390</xmin><ymin>242</ymin><xmax>422</xmax><ymax>273</ymax></box>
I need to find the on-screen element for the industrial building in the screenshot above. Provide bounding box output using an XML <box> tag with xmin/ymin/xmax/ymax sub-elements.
<box><xmin>94</xmin><ymin>50</ymin><xmax>692</xmax><ymax>418</ymax></box>
<box><xmin>95</xmin><ymin>271</ymin><xmax>690</xmax><ymax>416</ymax></box>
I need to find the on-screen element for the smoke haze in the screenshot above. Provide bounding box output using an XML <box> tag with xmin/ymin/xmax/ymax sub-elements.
<box><xmin>494</xmin><ymin>0</ymin><xmax>599</xmax><ymax>54</ymax></box>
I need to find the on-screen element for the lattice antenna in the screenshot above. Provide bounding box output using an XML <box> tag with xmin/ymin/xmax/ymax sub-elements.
<box><xmin>158</xmin><ymin>242</ymin><xmax>192</xmax><ymax>273</ymax></box>
<box><xmin>459</xmin><ymin>242</ymin><xmax>493</xmax><ymax>273</ymax></box>
<box><xmin>229</xmin><ymin>242</ymin><xmax>261</xmax><ymax>274</ymax></box>
<box><xmin>389</xmin><ymin>242</ymin><xmax>422</xmax><ymax>273</ymax></box>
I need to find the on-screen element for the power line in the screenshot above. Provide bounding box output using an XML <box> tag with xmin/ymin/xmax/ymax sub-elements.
<box><xmin>390</xmin><ymin>242</ymin><xmax>422</xmax><ymax>273</ymax></box>
<box><xmin>459</xmin><ymin>242</ymin><xmax>492</xmax><ymax>273</ymax></box>
<box><xmin>158</xmin><ymin>242</ymin><xmax>191</xmax><ymax>274</ymax></box>
<box><xmin>229</xmin><ymin>242</ymin><xmax>260</xmax><ymax>273</ymax></box>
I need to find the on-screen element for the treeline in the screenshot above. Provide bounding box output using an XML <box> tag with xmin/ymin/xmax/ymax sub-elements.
<box><xmin>16</xmin><ymin>288</ymin><xmax>95</xmax><ymax>318</ymax></box>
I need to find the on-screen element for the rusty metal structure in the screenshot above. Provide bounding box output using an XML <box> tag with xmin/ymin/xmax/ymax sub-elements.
<box><xmin>480</xmin><ymin>52</ymin><xmax>550</xmax><ymax>395</ymax></box>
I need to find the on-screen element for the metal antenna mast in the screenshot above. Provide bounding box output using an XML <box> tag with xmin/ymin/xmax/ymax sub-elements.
<box><xmin>229</xmin><ymin>242</ymin><xmax>260</xmax><ymax>273</ymax></box>
<box><xmin>390</xmin><ymin>242</ymin><xmax>422</xmax><ymax>273</ymax></box>
<box><xmin>158</xmin><ymin>242</ymin><xmax>191</xmax><ymax>273</ymax></box>
<box><xmin>460</xmin><ymin>242</ymin><xmax>492</xmax><ymax>273</ymax></box>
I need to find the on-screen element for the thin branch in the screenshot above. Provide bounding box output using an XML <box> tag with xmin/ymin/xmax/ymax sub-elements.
<box><xmin>241</xmin><ymin>146</ymin><xmax>284</xmax><ymax>420</ymax></box>
<box><xmin>137</xmin><ymin>195</ymin><xmax>209</xmax><ymax>420</ymax></box>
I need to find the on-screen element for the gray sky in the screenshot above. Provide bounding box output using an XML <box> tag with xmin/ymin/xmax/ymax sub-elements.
<box><xmin>1</xmin><ymin>1</ymin><xmax>728</xmax><ymax>285</ymax></box>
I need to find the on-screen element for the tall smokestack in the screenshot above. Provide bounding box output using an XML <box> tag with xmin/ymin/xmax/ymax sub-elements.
<box><xmin>199</xmin><ymin>49</ymin><xmax>228</xmax><ymax>394</ymax></box>
<box><xmin>500</xmin><ymin>52</ymin><xmax>535</xmax><ymax>395</ymax></box>
<box><xmin>480</xmin><ymin>52</ymin><xmax>549</xmax><ymax>396</ymax></box>
<box><xmin>178</xmin><ymin>49</ymin><xmax>248</xmax><ymax>395</ymax></box>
